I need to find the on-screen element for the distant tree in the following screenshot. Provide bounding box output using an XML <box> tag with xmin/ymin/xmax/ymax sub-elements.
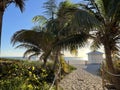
<box><xmin>43</xmin><ymin>0</ymin><xmax>57</xmax><ymax>19</ymax></box>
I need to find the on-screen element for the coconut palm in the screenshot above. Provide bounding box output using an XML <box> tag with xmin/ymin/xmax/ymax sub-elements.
<box><xmin>0</xmin><ymin>0</ymin><xmax>25</xmax><ymax>48</ymax></box>
<box><xmin>11</xmin><ymin>0</ymin><xmax>58</xmax><ymax>66</ymax></box>
<box><xmin>32</xmin><ymin>0</ymin><xmax>59</xmax><ymax>69</ymax></box>
<box><xmin>54</xmin><ymin>0</ymin><xmax>120</xmax><ymax>89</ymax></box>
<box><xmin>34</xmin><ymin>1</ymin><xmax>88</xmax><ymax>68</ymax></box>
<box><xmin>11</xmin><ymin>28</ymin><xmax>55</xmax><ymax>66</ymax></box>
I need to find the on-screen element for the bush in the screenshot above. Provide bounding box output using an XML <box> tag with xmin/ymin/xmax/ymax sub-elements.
<box><xmin>0</xmin><ymin>77</ymin><xmax>24</xmax><ymax>90</ymax></box>
<box><xmin>0</xmin><ymin>58</ymin><xmax>55</xmax><ymax>90</ymax></box>
<box><xmin>0</xmin><ymin>58</ymin><xmax>76</xmax><ymax>90</ymax></box>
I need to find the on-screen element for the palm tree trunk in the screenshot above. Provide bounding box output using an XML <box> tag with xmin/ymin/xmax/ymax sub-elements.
<box><xmin>52</xmin><ymin>53</ymin><xmax>59</xmax><ymax>71</ymax></box>
<box><xmin>53</xmin><ymin>49</ymin><xmax>60</xmax><ymax>90</ymax></box>
<box><xmin>104</xmin><ymin>40</ymin><xmax>120</xmax><ymax>89</ymax></box>
<box><xmin>42</xmin><ymin>49</ymin><xmax>53</xmax><ymax>68</ymax></box>
<box><xmin>43</xmin><ymin>58</ymin><xmax>47</xmax><ymax>68</ymax></box>
<box><xmin>104</xmin><ymin>42</ymin><xmax>114</xmax><ymax>73</ymax></box>
<box><xmin>53</xmin><ymin>50</ymin><xmax>59</xmax><ymax>71</ymax></box>
<box><xmin>0</xmin><ymin>10</ymin><xmax>4</xmax><ymax>49</ymax></box>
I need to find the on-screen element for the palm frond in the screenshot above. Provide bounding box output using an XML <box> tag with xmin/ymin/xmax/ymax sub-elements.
<box><xmin>28</xmin><ymin>53</ymin><xmax>39</xmax><ymax>60</ymax></box>
<box><xmin>55</xmin><ymin>33</ymin><xmax>89</xmax><ymax>50</ymax></box>
<box><xmin>78</xmin><ymin>2</ymin><xmax>104</xmax><ymax>23</ymax></box>
<box><xmin>11</xmin><ymin>29</ymin><xmax>43</xmax><ymax>46</ymax></box>
<box><xmin>23</xmin><ymin>48</ymin><xmax>40</xmax><ymax>58</ymax></box>
<box><xmin>15</xmin><ymin>43</ymin><xmax>40</xmax><ymax>50</ymax></box>
<box><xmin>96</xmin><ymin>0</ymin><xmax>120</xmax><ymax>21</ymax></box>
<box><xmin>72</xmin><ymin>9</ymin><xmax>100</xmax><ymax>30</ymax></box>
<box><xmin>14</xmin><ymin>0</ymin><xmax>25</xmax><ymax>12</ymax></box>
<box><xmin>32</xmin><ymin>15</ymin><xmax>48</xmax><ymax>26</ymax></box>
<box><xmin>90</xmin><ymin>39</ymin><xmax>102</xmax><ymax>50</ymax></box>
<box><xmin>46</xmin><ymin>19</ymin><xmax>60</xmax><ymax>35</ymax></box>
<box><xmin>58</xmin><ymin>0</ymin><xmax>78</xmax><ymax>17</ymax></box>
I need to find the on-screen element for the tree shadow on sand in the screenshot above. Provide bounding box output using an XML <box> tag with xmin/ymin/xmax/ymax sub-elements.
<box><xmin>83</xmin><ymin>64</ymin><xmax>101</xmax><ymax>76</ymax></box>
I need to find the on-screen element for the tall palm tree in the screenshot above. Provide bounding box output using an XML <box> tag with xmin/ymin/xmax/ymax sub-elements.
<box><xmin>32</xmin><ymin>0</ymin><xmax>60</xmax><ymax>69</ymax></box>
<box><xmin>54</xmin><ymin>0</ymin><xmax>120</xmax><ymax>89</ymax></box>
<box><xmin>0</xmin><ymin>0</ymin><xmax>25</xmax><ymax>48</ymax></box>
<box><xmin>11</xmin><ymin>0</ymin><xmax>58</xmax><ymax>66</ymax></box>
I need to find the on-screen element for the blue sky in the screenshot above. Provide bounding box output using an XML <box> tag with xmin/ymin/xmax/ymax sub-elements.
<box><xmin>1</xmin><ymin>0</ymin><xmax>102</xmax><ymax>58</ymax></box>
<box><xmin>1</xmin><ymin>0</ymin><xmax>46</xmax><ymax>56</ymax></box>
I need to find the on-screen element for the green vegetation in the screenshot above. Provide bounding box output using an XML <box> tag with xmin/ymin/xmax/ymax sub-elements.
<box><xmin>0</xmin><ymin>58</ymin><xmax>76</xmax><ymax>90</ymax></box>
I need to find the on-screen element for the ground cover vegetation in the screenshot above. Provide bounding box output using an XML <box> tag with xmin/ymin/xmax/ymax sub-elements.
<box><xmin>0</xmin><ymin>58</ymin><xmax>76</xmax><ymax>90</ymax></box>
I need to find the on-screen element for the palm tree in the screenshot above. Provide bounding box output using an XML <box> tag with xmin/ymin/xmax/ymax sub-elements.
<box><xmin>0</xmin><ymin>0</ymin><xmax>25</xmax><ymax>48</ymax></box>
<box><xmin>32</xmin><ymin>0</ymin><xmax>60</xmax><ymax>70</ymax></box>
<box><xmin>11</xmin><ymin>28</ymin><xmax>55</xmax><ymax>66</ymax></box>
<box><xmin>11</xmin><ymin>0</ymin><xmax>58</xmax><ymax>67</ymax></box>
<box><xmin>54</xmin><ymin>0</ymin><xmax>120</xmax><ymax>89</ymax></box>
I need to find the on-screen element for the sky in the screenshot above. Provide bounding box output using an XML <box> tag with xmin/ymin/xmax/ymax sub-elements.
<box><xmin>1</xmin><ymin>0</ymin><xmax>103</xmax><ymax>58</ymax></box>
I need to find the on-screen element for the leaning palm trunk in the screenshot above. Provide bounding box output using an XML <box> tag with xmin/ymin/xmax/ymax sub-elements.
<box><xmin>52</xmin><ymin>49</ymin><xmax>60</xmax><ymax>90</ymax></box>
<box><xmin>52</xmin><ymin>52</ymin><xmax>59</xmax><ymax>71</ymax></box>
<box><xmin>42</xmin><ymin>49</ymin><xmax>53</xmax><ymax>68</ymax></box>
<box><xmin>42</xmin><ymin>58</ymin><xmax>47</xmax><ymax>68</ymax></box>
<box><xmin>104</xmin><ymin>39</ymin><xmax>120</xmax><ymax>89</ymax></box>
<box><xmin>0</xmin><ymin>9</ymin><xmax>4</xmax><ymax>49</ymax></box>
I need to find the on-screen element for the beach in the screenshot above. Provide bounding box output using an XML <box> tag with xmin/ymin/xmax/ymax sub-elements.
<box><xmin>59</xmin><ymin>63</ymin><xmax>104</xmax><ymax>90</ymax></box>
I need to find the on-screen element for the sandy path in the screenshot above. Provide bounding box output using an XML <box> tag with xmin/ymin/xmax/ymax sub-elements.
<box><xmin>59</xmin><ymin>64</ymin><xmax>104</xmax><ymax>90</ymax></box>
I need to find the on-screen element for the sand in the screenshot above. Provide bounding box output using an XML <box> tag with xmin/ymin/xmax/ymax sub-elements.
<box><xmin>59</xmin><ymin>64</ymin><xmax>106</xmax><ymax>90</ymax></box>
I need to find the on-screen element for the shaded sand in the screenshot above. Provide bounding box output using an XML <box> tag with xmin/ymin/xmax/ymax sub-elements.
<box><xmin>59</xmin><ymin>64</ymin><xmax>104</xmax><ymax>90</ymax></box>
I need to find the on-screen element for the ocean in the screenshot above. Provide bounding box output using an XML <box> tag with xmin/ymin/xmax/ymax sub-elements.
<box><xmin>1</xmin><ymin>56</ymin><xmax>88</xmax><ymax>61</ymax></box>
<box><xmin>64</xmin><ymin>57</ymin><xmax>87</xmax><ymax>61</ymax></box>
<box><xmin>1</xmin><ymin>57</ymin><xmax>26</xmax><ymax>60</ymax></box>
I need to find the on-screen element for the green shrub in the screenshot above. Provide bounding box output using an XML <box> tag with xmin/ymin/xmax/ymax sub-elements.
<box><xmin>0</xmin><ymin>58</ymin><xmax>55</xmax><ymax>90</ymax></box>
<box><xmin>0</xmin><ymin>58</ymin><xmax>76</xmax><ymax>90</ymax></box>
<box><xmin>0</xmin><ymin>77</ymin><xmax>24</xmax><ymax>90</ymax></box>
